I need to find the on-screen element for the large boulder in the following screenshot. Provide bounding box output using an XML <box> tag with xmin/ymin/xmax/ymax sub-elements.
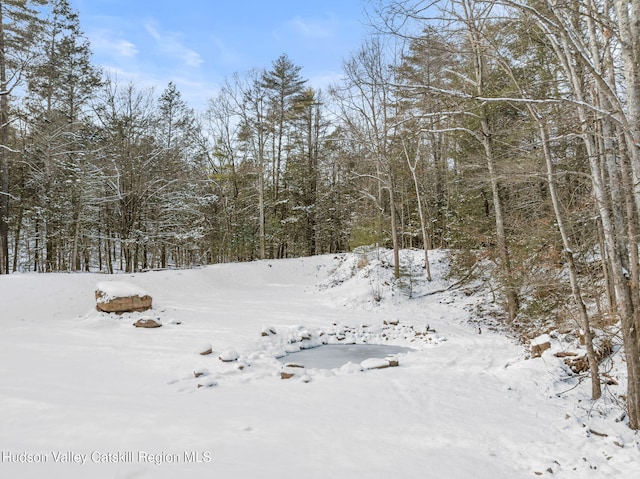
<box><xmin>95</xmin><ymin>281</ymin><xmax>152</xmax><ymax>314</ymax></box>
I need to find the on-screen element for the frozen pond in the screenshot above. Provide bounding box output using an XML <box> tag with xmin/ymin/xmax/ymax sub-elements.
<box><xmin>278</xmin><ymin>344</ymin><xmax>414</xmax><ymax>370</ymax></box>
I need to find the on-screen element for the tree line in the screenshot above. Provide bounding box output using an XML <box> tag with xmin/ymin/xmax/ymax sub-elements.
<box><xmin>1</xmin><ymin>0</ymin><xmax>640</xmax><ymax>429</ymax></box>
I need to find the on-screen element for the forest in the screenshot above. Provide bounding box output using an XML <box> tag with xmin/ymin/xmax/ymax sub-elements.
<box><xmin>1</xmin><ymin>0</ymin><xmax>640</xmax><ymax>428</ymax></box>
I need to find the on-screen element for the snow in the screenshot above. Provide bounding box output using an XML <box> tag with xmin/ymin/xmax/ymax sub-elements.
<box><xmin>531</xmin><ymin>333</ymin><xmax>551</xmax><ymax>346</ymax></box>
<box><xmin>196</xmin><ymin>343</ymin><xmax>212</xmax><ymax>355</ymax></box>
<box><xmin>0</xmin><ymin>249</ymin><xmax>638</xmax><ymax>478</ymax></box>
<box><xmin>218</xmin><ymin>350</ymin><xmax>240</xmax><ymax>362</ymax></box>
<box><xmin>95</xmin><ymin>280</ymin><xmax>150</xmax><ymax>302</ymax></box>
<box><xmin>360</xmin><ymin>357</ymin><xmax>393</xmax><ymax>369</ymax></box>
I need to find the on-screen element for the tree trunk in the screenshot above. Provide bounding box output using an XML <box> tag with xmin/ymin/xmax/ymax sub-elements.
<box><xmin>12</xmin><ymin>200</ymin><xmax>23</xmax><ymax>272</ymax></box>
<box><xmin>481</xmin><ymin>116</ymin><xmax>518</xmax><ymax>322</ymax></box>
<box><xmin>388</xmin><ymin>175</ymin><xmax>400</xmax><ymax>280</ymax></box>
<box><xmin>71</xmin><ymin>204</ymin><xmax>82</xmax><ymax>271</ymax></box>
<box><xmin>613</xmin><ymin>0</ymin><xmax>640</xmax><ymax>201</ymax></box>
<box><xmin>581</xmin><ymin>104</ymin><xmax>640</xmax><ymax>427</ymax></box>
<box><xmin>554</xmin><ymin>22</ymin><xmax>640</xmax><ymax>426</ymax></box>
<box><xmin>106</xmin><ymin>235</ymin><xmax>113</xmax><ymax>274</ymax></box>
<box><xmin>0</xmin><ymin>5</ymin><xmax>9</xmax><ymax>275</ymax></box>
<box><xmin>464</xmin><ymin>0</ymin><xmax>518</xmax><ymax>322</ymax></box>
<box><xmin>539</xmin><ymin>121</ymin><xmax>601</xmax><ymax>399</ymax></box>
<box><xmin>34</xmin><ymin>216</ymin><xmax>40</xmax><ymax>272</ymax></box>
<box><xmin>404</xmin><ymin>140</ymin><xmax>432</xmax><ymax>281</ymax></box>
<box><xmin>46</xmin><ymin>226</ymin><xmax>56</xmax><ymax>272</ymax></box>
<box><xmin>258</xmin><ymin>159</ymin><xmax>266</xmax><ymax>260</ymax></box>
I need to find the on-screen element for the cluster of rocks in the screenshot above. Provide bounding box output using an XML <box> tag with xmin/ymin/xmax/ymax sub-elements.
<box><xmin>278</xmin><ymin>320</ymin><xmax>438</xmax><ymax>350</ymax></box>
<box><xmin>261</xmin><ymin>322</ymin><xmax>425</xmax><ymax>381</ymax></box>
<box><xmin>185</xmin><ymin>322</ymin><xmax>419</xmax><ymax>386</ymax></box>
<box><xmin>529</xmin><ymin>332</ymin><xmax>615</xmax><ymax>377</ymax></box>
<box><xmin>196</xmin><ymin>343</ymin><xmax>241</xmax><ymax>364</ymax></box>
<box><xmin>278</xmin><ymin>355</ymin><xmax>401</xmax><ymax>381</ymax></box>
<box><xmin>190</xmin><ymin>347</ymin><xmax>243</xmax><ymax>388</ymax></box>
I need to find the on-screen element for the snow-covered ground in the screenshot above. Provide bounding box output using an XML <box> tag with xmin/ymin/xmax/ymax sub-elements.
<box><xmin>0</xmin><ymin>249</ymin><xmax>638</xmax><ymax>478</ymax></box>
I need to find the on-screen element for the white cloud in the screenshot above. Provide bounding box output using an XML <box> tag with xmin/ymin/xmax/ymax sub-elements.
<box><xmin>209</xmin><ymin>37</ymin><xmax>243</xmax><ymax>66</ymax></box>
<box><xmin>90</xmin><ymin>29</ymin><xmax>139</xmax><ymax>59</ymax></box>
<box><xmin>144</xmin><ymin>22</ymin><xmax>204</xmax><ymax>68</ymax></box>
<box><xmin>286</xmin><ymin>16</ymin><xmax>336</xmax><ymax>39</ymax></box>
<box><xmin>113</xmin><ymin>39</ymin><xmax>138</xmax><ymax>58</ymax></box>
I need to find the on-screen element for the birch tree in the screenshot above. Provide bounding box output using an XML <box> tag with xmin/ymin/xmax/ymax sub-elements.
<box><xmin>479</xmin><ymin>0</ymin><xmax>640</xmax><ymax>428</ymax></box>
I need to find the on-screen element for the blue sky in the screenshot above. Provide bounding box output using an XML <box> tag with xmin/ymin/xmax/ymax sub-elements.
<box><xmin>69</xmin><ymin>0</ymin><xmax>370</xmax><ymax>111</ymax></box>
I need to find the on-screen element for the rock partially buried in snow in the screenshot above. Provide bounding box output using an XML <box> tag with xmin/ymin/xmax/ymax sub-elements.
<box><xmin>360</xmin><ymin>357</ymin><xmax>399</xmax><ymax>370</ymax></box>
<box><xmin>281</xmin><ymin>363</ymin><xmax>305</xmax><ymax>379</ymax></box>
<box><xmin>197</xmin><ymin>379</ymin><xmax>217</xmax><ymax>389</ymax></box>
<box><xmin>299</xmin><ymin>330</ymin><xmax>312</xmax><ymax>341</ymax></box>
<box><xmin>283</xmin><ymin>363</ymin><xmax>305</xmax><ymax>369</ymax></box>
<box><xmin>96</xmin><ymin>281</ymin><xmax>152</xmax><ymax>314</ymax></box>
<box><xmin>133</xmin><ymin>317</ymin><xmax>162</xmax><ymax>328</ymax></box>
<box><xmin>198</xmin><ymin>343</ymin><xmax>213</xmax><ymax>355</ymax></box>
<box><xmin>261</xmin><ymin>326</ymin><xmax>277</xmax><ymax>337</ymax></box>
<box><xmin>530</xmin><ymin>334</ymin><xmax>551</xmax><ymax>358</ymax></box>
<box><xmin>193</xmin><ymin>368</ymin><xmax>209</xmax><ymax>378</ymax></box>
<box><xmin>386</xmin><ymin>357</ymin><xmax>399</xmax><ymax>367</ymax></box>
<box><xmin>219</xmin><ymin>350</ymin><xmax>239</xmax><ymax>362</ymax></box>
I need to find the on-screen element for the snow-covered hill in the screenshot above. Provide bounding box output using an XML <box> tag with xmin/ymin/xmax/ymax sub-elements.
<box><xmin>0</xmin><ymin>249</ymin><xmax>637</xmax><ymax>478</ymax></box>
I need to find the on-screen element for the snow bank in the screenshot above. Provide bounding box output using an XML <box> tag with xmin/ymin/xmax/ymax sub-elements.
<box><xmin>531</xmin><ymin>333</ymin><xmax>551</xmax><ymax>347</ymax></box>
<box><xmin>95</xmin><ymin>281</ymin><xmax>151</xmax><ymax>301</ymax></box>
<box><xmin>0</xmin><ymin>249</ymin><xmax>637</xmax><ymax>479</ymax></box>
<box><xmin>360</xmin><ymin>357</ymin><xmax>394</xmax><ymax>369</ymax></box>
